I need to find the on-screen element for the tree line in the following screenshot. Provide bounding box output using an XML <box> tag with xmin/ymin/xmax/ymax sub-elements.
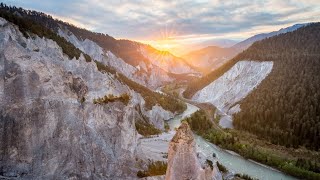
<box><xmin>233</xmin><ymin>23</ymin><xmax>320</xmax><ymax>151</ymax></box>
<box><xmin>185</xmin><ymin>110</ymin><xmax>320</xmax><ymax>179</ymax></box>
<box><xmin>184</xmin><ymin>22</ymin><xmax>320</xmax><ymax>151</ymax></box>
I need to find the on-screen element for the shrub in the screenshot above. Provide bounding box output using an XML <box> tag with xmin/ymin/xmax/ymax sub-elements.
<box><xmin>93</xmin><ymin>93</ymin><xmax>131</xmax><ymax>105</ymax></box>
<box><xmin>137</xmin><ymin>161</ymin><xmax>167</xmax><ymax>178</ymax></box>
<box><xmin>164</xmin><ymin>121</ymin><xmax>170</xmax><ymax>132</ymax></box>
<box><xmin>206</xmin><ymin>159</ymin><xmax>213</xmax><ymax>170</ymax></box>
<box><xmin>216</xmin><ymin>161</ymin><xmax>227</xmax><ymax>173</ymax></box>
<box><xmin>135</xmin><ymin>121</ymin><xmax>161</xmax><ymax>136</ymax></box>
<box><xmin>235</xmin><ymin>173</ymin><xmax>258</xmax><ymax>180</ymax></box>
<box><xmin>80</xmin><ymin>96</ymin><xmax>86</xmax><ymax>103</ymax></box>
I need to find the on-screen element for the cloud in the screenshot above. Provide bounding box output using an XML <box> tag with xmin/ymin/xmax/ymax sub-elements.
<box><xmin>2</xmin><ymin>0</ymin><xmax>320</xmax><ymax>42</ymax></box>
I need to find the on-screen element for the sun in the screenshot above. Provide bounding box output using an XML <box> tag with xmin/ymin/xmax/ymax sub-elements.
<box><xmin>162</xmin><ymin>43</ymin><xmax>171</xmax><ymax>50</ymax></box>
<box><xmin>139</xmin><ymin>26</ymin><xmax>182</xmax><ymax>55</ymax></box>
<box><xmin>156</xmin><ymin>39</ymin><xmax>175</xmax><ymax>52</ymax></box>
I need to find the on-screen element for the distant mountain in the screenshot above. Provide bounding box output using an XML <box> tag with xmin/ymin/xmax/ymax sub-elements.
<box><xmin>183</xmin><ymin>23</ymin><xmax>308</xmax><ymax>74</ymax></box>
<box><xmin>58</xmin><ymin>22</ymin><xmax>200</xmax><ymax>89</ymax></box>
<box><xmin>196</xmin><ymin>39</ymin><xmax>238</xmax><ymax>48</ymax></box>
<box><xmin>232</xmin><ymin>23</ymin><xmax>309</xmax><ymax>51</ymax></box>
<box><xmin>182</xmin><ymin>46</ymin><xmax>237</xmax><ymax>74</ymax></box>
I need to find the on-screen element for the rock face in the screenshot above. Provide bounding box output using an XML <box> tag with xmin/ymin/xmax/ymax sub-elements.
<box><xmin>139</xmin><ymin>46</ymin><xmax>197</xmax><ymax>75</ymax></box>
<box><xmin>0</xmin><ymin>17</ymin><xmax>171</xmax><ymax>179</ymax></box>
<box><xmin>192</xmin><ymin>61</ymin><xmax>273</xmax><ymax>114</ymax></box>
<box><xmin>192</xmin><ymin>60</ymin><xmax>273</xmax><ymax>128</ymax></box>
<box><xmin>58</xmin><ymin>28</ymin><xmax>196</xmax><ymax>89</ymax></box>
<box><xmin>165</xmin><ymin>122</ymin><xmax>219</xmax><ymax>180</ymax></box>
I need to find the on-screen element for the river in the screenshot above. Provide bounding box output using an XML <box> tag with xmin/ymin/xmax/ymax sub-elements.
<box><xmin>167</xmin><ymin>103</ymin><xmax>296</xmax><ymax>180</ymax></box>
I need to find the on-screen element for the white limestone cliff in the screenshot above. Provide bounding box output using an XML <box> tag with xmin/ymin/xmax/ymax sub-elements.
<box><xmin>192</xmin><ymin>60</ymin><xmax>273</xmax><ymax>128</ymax></box>
<box><xmin>58</xmin><ymin>28</ymin><xmax>174</xmax><ymax>89</ymax></box>
<box><xmin>0</xmin><ymin>17</ymin><xmax>172</xmax><ymax>179</ymax></box>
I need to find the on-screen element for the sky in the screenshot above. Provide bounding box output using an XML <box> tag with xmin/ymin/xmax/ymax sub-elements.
<box><xmin>2</xmin><ymin>0</ymin><xmax>320</xmax><ymax>55</ymax></box>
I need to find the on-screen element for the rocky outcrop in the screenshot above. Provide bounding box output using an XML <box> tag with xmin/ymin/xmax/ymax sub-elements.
<box><xmin>139</xmin><ymin>46</ymin><xmax>197</xmax><ymax>75</ymax></box>
<box><xmin>165</xmin><ymin>122</ymin><xmax>220</xmax><ymax>180</ymax></box>
<box><xmin>0</xmin><ymin>17</ymin><xmax>138</xmax><ymax>179</ymax></box>
<box><xmin>58</xmin><ymin>28</ymin><xmax>175</xmax><ymax>89</ymax></box>
<box><xmin>192</xmin><ymin>60</ymin><xmax>273</xmax><ymax>128</ymax></box>
<box><xmin>192</xmin><ymin>61</ymin><xmax>273</xmax><ymax>114</ymax></box>
<box><xmin>0</xmin><ymin>17</ymin><xmax>172</xmax><ymax>179</ymax></box>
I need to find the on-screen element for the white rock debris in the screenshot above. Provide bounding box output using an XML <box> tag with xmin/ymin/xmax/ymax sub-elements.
<box><xmin>192</xmin><ymin>60</ymin><xmax>273</xmax><ymax>127</ymax></box>
<box><xmin>0</xmin><ymin>17</ymin><xmax>173</xmax><ymax>179</ymax></box>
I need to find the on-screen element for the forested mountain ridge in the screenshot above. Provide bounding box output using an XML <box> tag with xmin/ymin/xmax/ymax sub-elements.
<box><xmin>183</xmin><ymin>23</ymin><xmax>319</xmax><ymax>98</ymax></box>
<box><xmin>233</xmin><ymin>23</ymin><xmax>320</xmax><ymax>150</ymax></box>
<box><xmin>182</xmin><ymin>23</ymin><xmax>307</xmax><ymax>75</ymax></box>
<box><xmin>186</xmin><ymin>22</ymin><xmax>320</xmax><ymax>150</ymax></box>
<box><xmin>231</xmin><ymin>23</ymin><xmax>308</xmax><ymax>51</ymax></box>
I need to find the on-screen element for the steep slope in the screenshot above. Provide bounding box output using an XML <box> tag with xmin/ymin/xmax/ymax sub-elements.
<box><xmin>0</xmin><ymin>10</ymin><xmax>186</xmax><ymax>178</ymax></box>
<box><xmin>165</xmin><ymin>122</ymin><xmax>221</xmax><ymax>180</ymax></box>
<box><xmin>186</xmin><ymin>23</ymin><xmax>320</xmax><ymax>151</ymax></box>
<box><xmin>0</xmin><ymin>4</ymin><xmax>198</xmax><ymax>89</ymax></box>
<box><xmin>192</xmin><ymin>61</ymin><xmax>273</xmax><ymax>116</ymax></box>
<box><xmin>57</xmin><ymin>27</ymin><xmax>173</xmax><ymax>89</ymax></box>
<box><xmin>183</xmin><ymin>23</ymin><xmax>307</xmax><ymax>75</ymax></box>
<box><xmin>232</xmin><ymin>23</ymin><xmax>308</xmax><ymax>51</ymax></box>
<box><xmin>183</xmin><ymin>23</ymin><xmax>309</xmax><ymax>98</ymax></box>
<box><xmin>232</xmin><ymin>23</ymin><xmax>320</xmax><ymax>150</ymax></box>
<box><xmin>0</xmin><ymin>17</ymin><xmax>138</xmax><ymax>178</ymax></box>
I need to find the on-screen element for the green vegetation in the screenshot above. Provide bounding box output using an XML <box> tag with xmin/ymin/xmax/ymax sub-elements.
<box><xmin>216</xmin><ymin>161</ymin><xmax>227</xmax><ymax>173</ymax></box>
<box><xmin>0</xmin><ymin>4</ymin><xmax>92</xmax><ymax>62</ymax></box>
<box><xmin>93</xmin><ymin>93</ymin><xmax>131</xmax><ymax>105</ymax></box>
<box><xmin>206</xmin><ymin>159</ymin><xmax>213</xmax><ymax>170</ymax></box>
<box><xmin>233</xmin><ymin>23</ymin><xmax>320</xmax><ymax>151</ymax></box>
<box><xmin>137</xmin><ymin>161</ymin><xmax>167</xmax><ymax>178</ymax></box>
<box><xmin>161</xmin><ymin>83</ymin><xmax>184</xmax><ymax>96</ymax></box>
<box><xmin>206</xmin><ymin>131</ymin><xmax>320</xmax><ymax>179</ymax></box>
<box><xmin>185</xmin><ymin>110</ymin><xmax>213</xmax><ymax>133</ymax></box>
<box><xmin>164</xmin><ymin>121</ymin><xmax>170</xmax><ymax>132</ymax></box>
<box><xmin>0</xmin><ymin>3</ymin><xmax>164</xmax><ymax>77</ymax></box>
<box><xmin>235</xmin><ymin>173</ymin><xmax>259</xmax><ymax>180</ymax></box>
<box><xmin>135</xmin><ymin>121</ymin><xmax>161</xmax><ymax>136</ymax></box>
<box><xmin>213</xmin><ymin>113</ymin><xmax>221</xmax><ymax>124</ymax></box>
<box><xmin>184</xmin><ymin>110</ymin><xmax>320</xmax><ymax>180</ymax></box>
<box><xmin>95</xmin><ymin>61</ymin><xmax>187</xmax><ymax>113</ymax></box>
<box><xmin>0</xmin><ymin>3</ymin><xmax>187</xmax><ymax>114</ymax></box>
<box><xmin>184</xmin><ymin>23</ymin><xmax>320</xmax><ymax>152</ymax></box>
<box><xmin>80</xmin><ymin>97</ymin><xmax>86</xmax><ymax>103</ymax></box>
